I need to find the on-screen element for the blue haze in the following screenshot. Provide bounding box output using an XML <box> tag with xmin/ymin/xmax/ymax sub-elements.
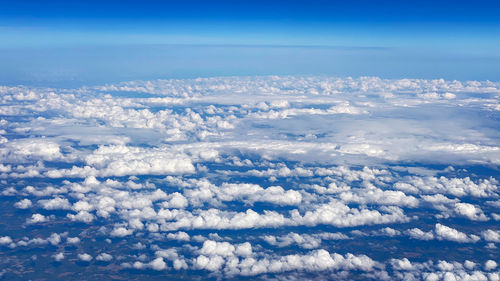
<box><xmin>0</xmin><ymin>0</ymin><xmax>499</xmax><ymax>86</ymax></box>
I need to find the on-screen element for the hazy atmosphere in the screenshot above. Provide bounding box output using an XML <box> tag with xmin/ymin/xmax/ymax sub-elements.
<box><xmin>0</xmin><ymin>1</ymin><xmax>499</xmax><ymax>280</ymax></box>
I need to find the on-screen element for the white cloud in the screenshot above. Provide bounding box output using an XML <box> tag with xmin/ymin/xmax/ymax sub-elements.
<box><xmin>96</xmin><ymin>253</ymin><xmax>113</xmax><ymax>262</ymax></box>
<box><xmin>294</xmin><ymin>203</ymin><xmax>409</xmax><ymax>228</ymax></box>
<box><xmin>84</xmin><ymin>145</ymin><xmax>196</xmax><ymax>177</ymax></box>
<box><xmin>27</xmin><ymin>213</ymin><xmax>48</xmax><ymax>224</ymax></box>
<box><xmin>78</xmin><ymin>253</ymin><xmax>93</xmax><ymax>262</ymax></box>
<box><xmin>215</xmin><ymin>183</ymin><xmax>302</xmax><ymax>206</ymax></box>
<box><xmin>160</xmin><ymin>192</ymin><xmax>188</xmax><ymax>209</ymax></box>
<box><xmin>67</xmin><ymin>211</ymin><xmax>95</xmax><ymax>223</ymax></box>
<box><xmin>453</xmin><ymin>202</ymin><xmax>488</xmax><ymax>221</ymax></box>
<box><xmin>66</xmin><ymin>237</ymin><xmax>80</xmax><ymax>244</ymax></box>
<box><xmin>339</xmin><ymin>189</ymin><xmax>419</xmax><ymax>207</ymax></box>
<box><xmin>39</xmin><ymin>197</ymin><xmax>71</xmax><ymax>210</ymax></box>
<box><xmin>53</xmin><ymin>252</ymin><xmax>65</xmax><ymax>261</ymax></box>
<box><xmin>149</xmin><ymin>257</ymin><xmax>167</xmax><ymax>271</ymax></box>
<box><xmin>406</xmin><ymin>228</ymin><xmax>434</xmax><ymax>241</ymax></box>
<box><xmin>391</xmin><ymin>258</ymin><xmax>414</xmax><ymax>271</ymax></box>
<box><xmin>481</xmin><ymin>229</ymin><xmax>500</xmax><ymax>242</ymax></box>
<box><xmin>110</xmin><ymin>227</ymin><xmax>134</xmax><ymax>237</ymax></box>
<box><xmin>47</xmin><ymin>233</ymin><xmax>61</xmax><ymax>246</ymax></box>
<box><xmin>434</xmin><ymin>223</ymin><xmax>480</xmax><ymax>243</ymax></box>
<box><xmin>167</xmin><ymin>231</ymin><xmax>190</xmax><ymax>242</ymax></box>
<box><xmin>263</xmin><ymin>233</ymin><xmax>321</xmax><ymax>249</ymax></box>
<box><xmin>14</xmin><ymin>199</ymin><xmax>32</xmax><ymax>209</ymax></box>
<box><xmin>2</xmin><ymin>138</ymin><xmax>63</xmax><ymax>162</ymax></box>
<box><xmin>199</xmin><ymin>240</ymin><xmax>237</xmax><ymax>257</ymax></box>
<box><xmin>0</xmin><ymin>236</ymin><xmax>12</xmax><ymax>245</ymax></box>
<box><xmin>485</xmin><ymin>260</ymin><xmax>498</xmax><ymax>271</ymax></box>
<box><xmin>195</xmin><ymin>254</ymin><xmax>225</xmax><ymax>271</ymax></box>
<box><xmin>2</xmin><ymin>76</ymin><xmax>500</xmax><ymax>279</ymax></box>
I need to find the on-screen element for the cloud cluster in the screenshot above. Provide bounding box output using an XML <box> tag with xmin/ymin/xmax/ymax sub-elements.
<box><xmin>0</xmin><ymin>76</ymin><xmax>499</xmax><ymax>279</ymax></box>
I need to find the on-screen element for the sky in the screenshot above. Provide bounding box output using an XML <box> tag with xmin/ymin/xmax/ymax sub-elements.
<box><xmin>0</xmin><ymin>0</ymin><xmax>500</xmax><ymax>86</ymax></box>
<box><xmin>1</xmin><ymin>2</ymin><xmax>500</xmax><ymax>280</ymax></box>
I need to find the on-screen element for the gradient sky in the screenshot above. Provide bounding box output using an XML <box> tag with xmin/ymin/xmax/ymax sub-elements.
<box><xmin>1</xmin><ymin>0</ymin><xmax>499</xmax><ymax>86</ymax></box>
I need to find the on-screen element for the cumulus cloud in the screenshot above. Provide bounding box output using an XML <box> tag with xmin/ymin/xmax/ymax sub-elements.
<box><xmin>84</xmin><ymin>145</ymin><xmax>196</xmax><ymax>177</ymax></box>
<box><xmin>434</xmin><ymin>223</ymin><xmax>480</xmax><ymax>243</ymax></box>
<box><xmin>2</xmin><ymin>138</ymin><xmax>63</xmax><ymax>162</ymax></box>
<box><xmin>14</xmin><ymin>199</ymin><xmax>32</xmax><ymax>209</ymax></box>
<box><xmin>481</xmin><ymin>229</ymin><xmax>500</xmax><ymax>242</ymax></box>
<box><xmin>263</xmin><ymin>232</ymin><xmax>322</xmax><ymax>249</ymax></box>
<box><xmin>167</xmin><ymin>231</ymin><xmax>190</xmax><ymax>241</ymax></box>
<box><xmin>453</xmin><ymin>202</ymin><xmax>488</xmax><ymax>221</ymax></box>
<box><xmin>339</xmin><ymin>188</ymin><xmax>419</xmax><ymax>207</ymax></box>
<box><xmin>53</xmin><ymin>252</ymin><xmax>65</xmax><ymax>261</ymax></box>
<box><xmin>96</xmin><ymin>253</ymin><xmax>113</xmax><ymax>262</ymax></box>
<box><xmin>485</xmin><ymin>260</ymin><xmax>498</xmax><ymax>271</ymax></box>
<box><xmin>1</xmin><ymin>76</ymin><xmax>499</xmax><ymax>279</ymax></box>
<box><xmin>110</xmin><ymin>227</ymin><xmax>134</xmax><ymax>237</ymax></box>
<box><xmin>39</xmin><ymin>197</ymin><xmax>71</xmax><ymax>210</ymax></box>
<box><xmin>194</xmin><ymin>243</ymin><xmax>380</xmax><ymax>276</ymax></box>
<box><xmin>78</xmin><ymin>253</ymin><xmax>93</xmax><ymax>262</ymax></box>
<box><xmin>202</xmin><ymin>182</ymin><xmax>303</xmax><ymax>206</ymax></box>
<box><xmin>27</xmin><ymin>213</ymin><xmax>49</xmax><ymax>224</ymax></box>
<box><xmin>406</xmin><ymin>228</ymin><xmax>434</xmax><ymax>240</ymax></box>
<box><xmin>66</xmin><ymin>237</ymin><xmax>80</xmax><ymax>244</ymax></box>
<box><xmin>0</xmin><ymin>236</ymin><xmax>13</xmax><ymax>245</ymax></box>
<box><xmin>67</xmin><ymin>211</ymin><xmax>95</xmax><ymax>223</ymax></box>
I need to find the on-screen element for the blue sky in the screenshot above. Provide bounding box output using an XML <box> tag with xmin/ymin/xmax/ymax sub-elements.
<box><xmin>1</xmin><ymin>0</ymin><xmax>499</xmax><ymax>85</ymax></box>
<box><xmin>2</xmin><ymin>0</ymin><xmax>500</xmax><ymax>47</ymax></box>
<box><xmin>1</xmin><ymin>2</ymin><xmax>500</xmax><ymax>279</ymax></box>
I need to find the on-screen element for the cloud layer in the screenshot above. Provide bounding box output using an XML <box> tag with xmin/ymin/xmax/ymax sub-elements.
<box><xmin>0</xmin><ymin>76</ymin><xmax>498</xmax><ymax>280</ymax></box>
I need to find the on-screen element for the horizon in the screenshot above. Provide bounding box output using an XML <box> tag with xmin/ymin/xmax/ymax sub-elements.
<box><xmin>0</xmin><ymin>1</ymin><xmax>499</xmax><ymax>280</ymax></box>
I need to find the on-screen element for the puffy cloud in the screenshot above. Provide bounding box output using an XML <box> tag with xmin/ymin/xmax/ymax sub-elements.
<box><xmin>39</xmin><ymin>197</ymin><xmax>71</xmax><ymax>210</ymax></box>
<box><xmin>199</xmin><ymin>240</ymin><xmax>237</xmax><ymax>257</ymax></box>
<box><xmin>0</xmin><ymin>236</ymin><xmax>13</xmax><ymax>245</ymax></box>
<box><xmin>167</xmin><ymin>231</ymin><xmax>190</xmax><ymax>241</ymax></box>
<box><xmin>294</xmin><ymin>203</ymin><xmax>409</xmax><ymax>228</ymax></box>
<box><xmin>149</xmin><ymin>257</ymin><xmax>167</xmax><ymax>271</ymax></box>
<box><xmin>395</xmin><ymin>176</ymin><xmax>498</xmax><ymax>198</ymax></box>
<box><xmin>2</xmin><ymin>138</ymin><xmax>63</xmax><ymax>162</ymax></box>
<box><xmin>406</xmin><ymin>228</ymin><xmax>434</xmax><ymax>240</ymax></box>
<box><xmin>67</xmin><ymin>211</ymin><xmax>95</xmax><ymax>223</ymax></box>
<box><xmin>160</xmin><ymin>192</ymin><xmax>188</xmax><ymax>209</ymax></box>
<box><xmin>243</xmin><ymin>250</ymin><xmax>377</xmax><ymax>275</ymax></box>
<box><xmin>96</xmin><ymin>253</ymin><xmax>113</xmax><ymax>262</ymax></box>
<box><xmin>434</xmin><ymin>223</ymin><xmax>480</xmax><ymax>243</ymax></box>
<box><xmin>14</xmin><ymin>199</ymin><xmax>32</xmax><ymax>209</ymax></box>
<box><xmin>485</xmin><ymin>260</ymin><xmax>498</xmax><ymax>271</ymax></box>
<box><xmin>84</xmin><ymin>145</ymin><xmax>195</xmax><ymax>177</ymax></box>
<box><xmin>339</xmin><ymin>189</ymin><xmax>419</xmax><ymax>207</ymax></box>
<box><xmin>53</xmin><ymin>252</ymin><xmax>65</xmax><ymax>261</ymax></box>
<box><xmin>27</xmin><ymin>213</ymin><xmax>49</xmax><ymax>224</ymax></box>
<box><xmin>374</xmin><ymin>227</ymin><xmax>401</xmax><ymax>237</ymax></box>
<box><xmin>47</xmin><ymin>233</ymin><xmax>61</xmax><ymax>246</ymax></box>
<box><xmin>172</xmin><ymin>177</ymin><xmax>304</xmax><ymax>207</ymax></box>
<box><xmin>73</xmin><ymin>200</ymin><xmax>94</xmax><ymax>212</ymax></box>
<box><xmin>263</xmin><ymin>233</ymin><xmax>322</xmax><ymax>249</ymax></box>
<box><xmin>391</xmin><ymin>258</ymin><xmax>414</xmax><ymax>271</ymax></box>
<box><xmin>481</xmin><ymin>229</ymin><xmax>500</xmax><ymax>242</ymax></box>
<box><xmin>235</xmin><ymin>242</ymin><xmax>253</xmax><ymax>257</ymax></box>
<box><xmin>66</xmin><ymin>237</ymin><xmax>80</xmax><ymax>244</ymax></box>
<box><xmin>2</xmin><ymin>76</ymin><xmax>500</xmax><ymax>279</ymax></box>
<box><xmin>110</xmin><ymin>227</ymin><xmax>134</xmax><ymax>237</ymax></box>
<box><xmin>78</xmin><ymin>253</ymin><xmax>93</xmax><ymax>262</ymax></box>
<box><xmin>453</xmin><ymin>202</ymin><xmax>488</xmax><ymax>221</ymax></box>
<box><xmin>215</xmin><ymin>183</ymin><xmax>302</xmax><ymax>206</ymax></box>
<box><xmin>195</xmin><ymin>254</ymin><xmax>225</xmax><ymax>271</ymax></box>
<box><xmin>158</xmin><ymin>208</ymin><xmax>288</xmax><ymax>231</ymax></box>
